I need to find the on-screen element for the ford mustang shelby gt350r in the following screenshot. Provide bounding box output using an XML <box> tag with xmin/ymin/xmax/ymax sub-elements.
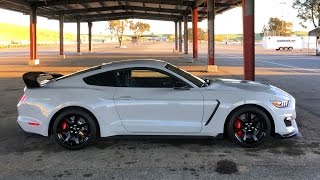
<box><xmin>17</xmin><ymin>60</ymin><xmax>299</xmax><ymax>150</ymax></box>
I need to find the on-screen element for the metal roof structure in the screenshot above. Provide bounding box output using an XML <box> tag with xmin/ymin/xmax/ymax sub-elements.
<box><xmin>1</xmin><ymin>0</ymin><xmax>241</xmax><ymax>22</ymax></box>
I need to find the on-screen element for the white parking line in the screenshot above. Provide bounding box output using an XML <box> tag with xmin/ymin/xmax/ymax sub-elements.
<box><xmin>215</xmin><ymin>54</ymin><xmax>320</xmax><ymax>60</ymax></box>
<box><xmin>256</xmin><ymin>56</ymin><xmax>320</xmax><ymax>60</ymax></box>
<box><xmin>215</xmin><ymin>54</ymin><xmax>320</xmax><ymax>73</ymax></box>
<box><xmin>256</xmin><ymin>60</ymin><xmax>320</xmax><ymax>73</ymax></box>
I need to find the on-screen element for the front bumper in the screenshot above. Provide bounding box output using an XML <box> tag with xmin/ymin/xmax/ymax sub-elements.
<box><xmin>272</xmin><ymin>106</ymin><xmax>300</xmax><ymax>138</ymax></box>
<box><xmin>275</xmin><ymin>130</ymin><xmax>301</xmax><ymax>138</ymax></box>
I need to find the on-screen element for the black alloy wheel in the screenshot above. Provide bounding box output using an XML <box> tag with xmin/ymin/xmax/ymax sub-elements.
<box><xmin>227</xmin><ymin>106</ymin><xmax>271</xmax><ymax>147</ymax></box>
<box><xmin>52</xmin><ymin>109</ymin><xmax>97</xmax><ymax>150</ymax></box>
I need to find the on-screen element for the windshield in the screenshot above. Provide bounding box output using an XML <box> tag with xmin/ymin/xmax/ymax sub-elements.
<box><xmin>165</xmin><ymin>64</ymin><xmax>205</xmax><ymax>87</ymax></box>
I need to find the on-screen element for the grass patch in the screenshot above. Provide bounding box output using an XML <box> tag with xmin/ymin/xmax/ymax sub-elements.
<box><xmin>0</xmin><ymin>23</ymin><xmax>75</xmax><ymax>42</ymax></box>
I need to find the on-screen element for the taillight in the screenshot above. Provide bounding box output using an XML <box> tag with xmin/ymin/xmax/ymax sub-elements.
<box><xmin>19</xmin><ymin>94</ymin><xmax>27</xmax><ymax>103</ymax></box>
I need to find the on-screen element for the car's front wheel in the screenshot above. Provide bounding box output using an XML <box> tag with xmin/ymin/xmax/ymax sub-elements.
<box><xmin>52</xmin><ymin>108</ymin><xmax>97</xmax><ymax>150</ymax></box>
<box><xmin>226</xmin><ymin>106</ymin><xmax>271</xmax><ymax>147</ymax></box>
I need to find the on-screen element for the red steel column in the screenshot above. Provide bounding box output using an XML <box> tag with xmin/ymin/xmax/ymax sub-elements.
<box><xmin>183</xmin><ymin>14</ymin><xmax>188</xmax><ymax>54</ymax></box>
<box><xmin>192</xmin><ymin>7</ymin><xmax>198</xmax><ymax>58</ymax></box>
<box><xmin>59</xmin><ymin>12</ymin><xmax>64</xmax><ymax>56</ymax></box>
<box><xmin>207</xmin><ymin>0</ymin><xmax>215</xmax><ymax>65</ymax></box>
<box><xmin>77</xmin><ymin>19</ymin><xmax>81</xmax><ymax>54</ymax></box>
<box><xmin>178</xmin><ymin>20</ymin><xmax>182</xmax><ymax>52</ymax></box>
<box><xmin>88</xmin><ymin>22</ymin><xmax>93</xmax><ymax>52</ymax></box>
<box><xmin>29</xmin><ymin>6</ymin><xmax>37</xmax><ymax>64</ymax></box>
<box><xmin>243</xmin><ymin>0</ymin><xmax>255</xmax><ymax>80</ymax></box>
<box><xmin>174</xmin><ymin>21</ymin><xmax>178</xmax><ymax>51</ymax></box>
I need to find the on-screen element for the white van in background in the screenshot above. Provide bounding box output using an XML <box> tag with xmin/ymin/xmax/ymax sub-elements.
<box><xmin>262</xmin><ymin>36</ymin><xmax>317</xmax><ymax>51</ymax></box>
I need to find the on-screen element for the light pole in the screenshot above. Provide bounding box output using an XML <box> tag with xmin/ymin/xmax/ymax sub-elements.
<box><xmin>280</xmin><ymin>2</ymin><xmax>286</xmax><ymax>36</ymax></box>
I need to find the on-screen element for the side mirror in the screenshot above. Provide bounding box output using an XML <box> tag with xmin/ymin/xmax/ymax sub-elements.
<box><xmin>173</xmin><ymin>81</ymin><xmax>190</xmax><ymax>90</ymax></box>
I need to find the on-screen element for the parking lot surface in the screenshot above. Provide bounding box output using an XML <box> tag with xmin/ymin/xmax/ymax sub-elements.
<box><xmin>0</xmin><ymin>43</ymin><xmax>320</xmax><ymax>179</ymax></box>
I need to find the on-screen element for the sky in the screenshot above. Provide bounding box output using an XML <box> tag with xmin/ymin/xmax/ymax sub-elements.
<box><xmin>0</xmin><ymin>0</ymin><xmax>316</xmax><ymax>35</ymax></box>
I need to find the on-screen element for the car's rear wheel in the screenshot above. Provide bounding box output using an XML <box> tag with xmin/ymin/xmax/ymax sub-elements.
<box><xmin>52</xmin><ymin>109</ymin><xmax>97</xmax><ymax>150</ymax></box>
<box><xmin>226</xmin><ymin>106</ymin><xmax>271</xmax><ymax>147</ymax></box>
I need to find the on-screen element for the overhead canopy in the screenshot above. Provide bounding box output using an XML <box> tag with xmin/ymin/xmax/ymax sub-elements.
<box><xmin>308</xmin><ymin>28</ymin><xmax>320</xmax><ymax>37</ymax></box>
<box><xmin>0</xmin><ymin>0</ymin><xmax>241</xmax><ymax>22</ymax></box>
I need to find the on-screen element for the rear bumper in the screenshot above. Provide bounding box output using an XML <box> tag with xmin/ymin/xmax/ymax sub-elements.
<box><xmin>17</xmin><ymin>123</ymin><xmax>44</xmax><ymax>137</ymax></box>
<box><xmin>17</xmin><ymin>116</ymin><xmax>48</xmax><ymax>136</ymax></box>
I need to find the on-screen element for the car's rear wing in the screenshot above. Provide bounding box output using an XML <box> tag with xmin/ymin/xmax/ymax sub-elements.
<box><xmin>22</xmin><ymin>72</ymin><xmax>64</xmax><ymax>88</ymax></box>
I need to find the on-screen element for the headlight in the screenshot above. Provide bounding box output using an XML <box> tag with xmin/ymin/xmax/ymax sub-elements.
<box><xmin>271</xmin><ymin>100</ymin><xmax>290</xmax><ymax>108</ymax></box>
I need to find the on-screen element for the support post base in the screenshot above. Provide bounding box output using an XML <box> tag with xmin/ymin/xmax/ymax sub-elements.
<box><xmin>29</xmin><ymin>59</ymin><xmax>40</xmax><ymax>65</ymax></box>
<box><xmin>60</xmin><ymin>55</ymin><xmax>66</xmax><ymax>59</ymax></box>
<box><xmin>77</xmin><ymin>52</ymin><xmax>82</xmax><ymax>56</ymax></box>
<box><xmin>206</xmin><ymin>65</ymin><xmax>218</xmax><ymax>72</ymax></box>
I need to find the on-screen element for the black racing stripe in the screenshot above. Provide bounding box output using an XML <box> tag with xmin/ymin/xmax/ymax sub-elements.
<box><xmin>205</xmin><ymin>100</ymin><xmax>220</xmax><ymax>126</ymax></box>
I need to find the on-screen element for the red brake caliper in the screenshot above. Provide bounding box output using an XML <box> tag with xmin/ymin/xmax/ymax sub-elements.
<box><xmin>61</xmin><ymin>121</ymin><xmax>67</xmax><ymax>130</ymax></box>
<box><xmin>234</xmin><ymin>118</ymin><xmax>244</xmax><ymax>137</ymax></box>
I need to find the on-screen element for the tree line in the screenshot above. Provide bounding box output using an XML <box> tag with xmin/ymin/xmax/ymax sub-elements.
<box><xmin>107</xmin><ymin>20</ymin><xmax>209</xmax><ymax>46</ymax></box>
<box><xmin>108</xmin><ymin>20</ymin><xmax>151</xmax><ymax>47</ymax></box>
<box><xmin>107</xmin><ymin>1</ymin><xmax>319</xmax><ymax>46</ymax></box>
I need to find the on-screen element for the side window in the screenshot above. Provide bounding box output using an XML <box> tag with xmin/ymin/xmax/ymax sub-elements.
<box><xmin>83</xmin><ymin>71</ymin><xmax>117</xmax><ymax>87</ymax></box>
<box><xmin>116</xmin><ymin>68</ymin><xmax>175</xmax><ymax>88</ymax></box>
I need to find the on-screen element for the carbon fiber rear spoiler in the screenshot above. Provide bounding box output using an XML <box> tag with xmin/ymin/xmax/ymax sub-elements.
<box><xmin>22</xmin><ymin>72</ymin><xmax>64</xmax><ymax>88</ymax></box>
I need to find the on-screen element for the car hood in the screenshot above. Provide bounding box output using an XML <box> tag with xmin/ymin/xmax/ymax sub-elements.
<box><xmin>206</xmin><ymin>78</ymin><xmax>290</xmax><ymax>97</ymax></box>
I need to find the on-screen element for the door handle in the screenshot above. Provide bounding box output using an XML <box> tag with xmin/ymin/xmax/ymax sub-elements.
<box><xmin>118</xmin><ymin>96</ymin><xmax>134</xmax><ymax>100</ymax></box>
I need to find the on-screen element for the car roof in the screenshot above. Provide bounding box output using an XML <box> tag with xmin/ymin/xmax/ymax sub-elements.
<box><xmin>101</xmin><ymin>59</ymin><xmax>168</xmax><ymax>69</ymax></box>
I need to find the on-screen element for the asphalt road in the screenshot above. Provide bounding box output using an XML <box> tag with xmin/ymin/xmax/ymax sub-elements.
<box><xmin>0</xmin><ymin>44</ymin><xmax>320</xmax><ymax>179</ymax></box>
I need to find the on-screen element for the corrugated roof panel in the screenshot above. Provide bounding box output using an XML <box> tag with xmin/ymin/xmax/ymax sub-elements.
<box><xmin>104</xmin><ymin>1</ymin><xmax>120</xmax><ymax>6</ymax></box>
<box><xmin>159</xmin><ymin>12</ymin><xmax>178</xmax><ymax>15</ymax></box>
<box><xmin>82</xmin><ymin>2</ymin><xmax>101</xmax><ymax>8</ymax></box>
<box><xmin>132</xmin><ymin>10</ymin><xmax>147</xmax><ymax>13</ymax></box>
<box><xmin>126</xmin><ymin>2</ymin><xmax>144</xmax><ymax>7</ymax></box>
<box><xmin>160</xmin><ymin>4</ymin><xmax>177</xmax><ymax>9</ymax></box>
<box><xmin>113</xmin><ymin>9</ymin><xmax>127</xmax><ymax>13</ymax></box>
<box><xmin>144</xmin><ymin>3</ymin><xmax>161</xmax><ymax>8</ymax></box>
<box><xmin>99</xmin><ymin>10</ymin><xmax>116</xmax><ymax>14</ymax></box>
<box><xmin>86</xmin><ymin>12</ymin><xmax>99</xmax><ymax>15</ymax></box>
<box><xmin>0</xmin><ymin>0</ymin><xmax>242</xmax><ymax>22</ymax></box>
<box><xmin>66</xmin><ymin>4</ymin><xmax>85</xmax><ymax>9</ymax></box>
<box><xmin>146</xmin><ymin>11</ymin><xmax>161</xmax><ymax>14</ymax></box>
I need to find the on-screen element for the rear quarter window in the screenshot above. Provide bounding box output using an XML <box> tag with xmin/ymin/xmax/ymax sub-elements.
<box><xmin>56</xmin><ymin>65</ymin><xmax>101</xmax><ymax>81</ymax></box>
<box><xmin>83</xmin><ymin>71</ymin><xmax>117</xmax><ymax>87</ymax></box>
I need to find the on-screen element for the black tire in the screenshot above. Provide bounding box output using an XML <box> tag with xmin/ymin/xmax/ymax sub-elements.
<box><xmin>226</xmin><ymin>106</ymin><xmax>271</xmax><ymax>148</ymax></box>
<box><xmin>279</xmin><ymin>47</ymin><xmax>283</xmax><ymax>51</ymax></box>
<box><xmin>52</xmin><ymin>108</ymin><xmax>97</xmax><ymax>150</ymax></box>
<box><xmin>288</xmin><ymin>47</ymin><xmax>293</xmax><ymax>51</ymax></box>
<box><xmin>283</xmin><ymin>47</ymin><xmax>288</xmax><ymax>51</ymax></box>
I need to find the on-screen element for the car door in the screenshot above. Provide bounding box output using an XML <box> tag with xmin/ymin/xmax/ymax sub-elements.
<box><xmin>113</xmin><ymin>67</ymin><xmax>204</xmax><ymax>133</ymax></box>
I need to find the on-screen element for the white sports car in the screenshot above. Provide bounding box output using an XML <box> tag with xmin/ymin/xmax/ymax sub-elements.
<box><xmin>17</xmin><ymin>59</ymin><xmax>299</xmax><ymax>150</ymax></box>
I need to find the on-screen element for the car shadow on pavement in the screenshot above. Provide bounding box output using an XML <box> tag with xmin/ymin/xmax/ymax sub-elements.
<box><xmin>1</xmin><ymin>132</ymin><xmax>317</xmax><ymax>156</ymax></box>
